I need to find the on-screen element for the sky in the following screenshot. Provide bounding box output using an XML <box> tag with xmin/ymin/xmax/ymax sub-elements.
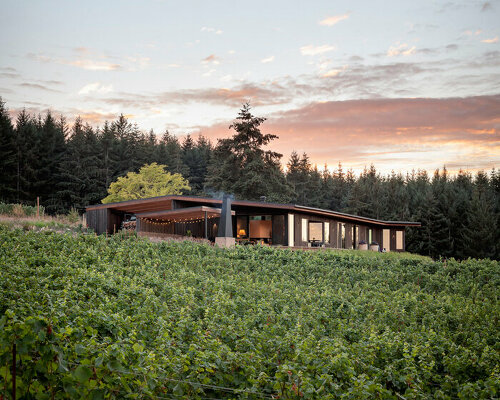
<box><xmin>1</xmin><ymin>0</ymin><xmax>499</xmax><ymax>174</ymax></box>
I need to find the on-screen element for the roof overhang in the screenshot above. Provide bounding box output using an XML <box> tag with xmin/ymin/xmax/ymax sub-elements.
<box><xmin>86</xmin><ymin>195</ymin><xmax>421</xmax><ymax>228</ymax></box>
<box><xmin>137</xmin><ymin>206</ymin><xmax>235</xmax><ymax>221</ymax></box>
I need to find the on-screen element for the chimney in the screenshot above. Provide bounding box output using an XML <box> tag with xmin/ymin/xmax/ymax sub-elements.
<box><xmin>215</xmin><ymin>194</ymin><xmax>235</xmax><ymax>248</ymax></box>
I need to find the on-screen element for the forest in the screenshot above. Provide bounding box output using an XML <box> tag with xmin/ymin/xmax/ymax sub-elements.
<box><xmin>0</xmin><ymin>98</ymin><xmax>498</xmax><ymax>260</ymax></box>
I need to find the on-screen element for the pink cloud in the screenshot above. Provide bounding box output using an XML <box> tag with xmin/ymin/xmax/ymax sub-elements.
<box><xmin>195</xmin><ymin>95</ymin><xmax>500</xmax><ymax>173</ymax></box>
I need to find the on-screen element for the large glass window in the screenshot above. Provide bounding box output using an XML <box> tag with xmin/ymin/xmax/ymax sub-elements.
<box><xmin>324</xmin><ymin>222</ymin><xmax>330</xmax><ymax>243</ymax></box>
<box><xmin>249</xmin><ymin>215</ymin><xmax>272</xmax><ymax>239</ymax></box>
<box><xmin>308</xmin><ymin>222</ymin><xmax>323</xmax><ymax>242</ymax></box>
<box><xmin>396</xmin><ymin>231</ymin><xmax>403</xmax><ymax>250</ymax></box>
<box><xmin>301</xmin><ymin>218</ymin><xmax>308</xmax><ymax>242</ymax></box>
<box><xmin>383</xmin><ymin>229</ymin><xmax>390</xmax><ymax>252</ymax></box>
<box><xmin>236</xmin><ymin>216</ymin><xmax>248</xmax><ymax>238</ymax></box>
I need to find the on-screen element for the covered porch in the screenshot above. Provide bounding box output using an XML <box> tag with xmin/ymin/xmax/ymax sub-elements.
<box><xmin>136</xmin><ymin>206</ymin><xmax>235</xmax><ymax>241</ymax></box>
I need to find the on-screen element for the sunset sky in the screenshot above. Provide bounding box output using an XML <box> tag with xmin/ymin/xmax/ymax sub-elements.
<box><xmin>1</xmin><ymin>0</ymin><xmax>499</xmax><ymax>174</ymax></box>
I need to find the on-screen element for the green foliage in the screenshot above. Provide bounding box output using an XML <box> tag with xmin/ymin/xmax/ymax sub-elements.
<box><xmin>0</xmin><ymin>202</ymin><xmax>45</xmax><ymax>217</ymax></box>
<box><xmin>102</xmin><ymin>163</ymin><xmax>191</xmax><ymax>203</ymax></box>
<box><xmin>0</xmin><ymin>98</ymin><xmax>498</xmax><ymax>260</ymax></box>
<box><xmin>0</xmin><ymin>228</ymin><xmax>498</xmax><ymax>399</ymax></box>
<box><xmin>206</xmin><ymin>103</ymin><xmax>291</xmax><ymax>201</ymax></box>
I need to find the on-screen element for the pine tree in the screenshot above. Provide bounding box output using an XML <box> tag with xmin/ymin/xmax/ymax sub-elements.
<box><xmin>0</xmin><ymin>98</ymin><xmax>16</xmax><ymax>201</ymax></box>
<box><xmin>461</xmin><ymin>173</ymin><xmax>496</xmax><ymax>259</ymax></box>
<box><xmin>14</xmin><ymin>110</ymin><xmax>39</xmax><ymax>204</ymax></box>
<box><xmin>206</xmin><ymin>103</ymin><xmax>291</xmax><ymax>201</ymax></box>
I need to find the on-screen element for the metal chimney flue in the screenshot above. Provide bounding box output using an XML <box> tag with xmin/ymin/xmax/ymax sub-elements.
<box><xmin>215</xmin><ymin>194</ymin><xmax>235</xmax><ymax>248</ymax></box>
<box><xmin>217</xmin><ymin>194</ymin><xmax>233</xmax><ymax>237</ymax></box>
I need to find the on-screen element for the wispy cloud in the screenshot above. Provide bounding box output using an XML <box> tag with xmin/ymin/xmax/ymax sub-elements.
<box><xmin>202</xmin><ymin>54</ymin><xmax>220</xmax><ymax>65</ymax></box>
<box><xmin>201</xmin><ymin>27</ymin><xmax>223</xmax><ymax>34</ymax></box>
<box><xmin>78</xmin><ymin>82</ymin><xmax>113</xmax><ymax>95</ymax></box>
<box><xmin>319</xmin><ymin>13</ymin><xmax>350</xmax><ymax>26</ymax></box>
<box><xmin>261</xmin><ymin>56</ymin><xmax>275</xmax><ymax>63</ymax></box>
<box><xmin>322</xmin><ymin>69</ymin><xmax>341</xmax><ymax>78</ymax></box>
<box><xmin>387</xmin><ymin>43</ymin><xmax>416</xmax><ymax>57</ymax></box>
<box><xmin>482</xmin><ymin>36</ymin><xmax>499</xmax><ymax>43</ymax></box>
<box><xmin>68</xmin><ymin>59</ymin><xmax>121</xmax><ymax>71</ymax></box>
<box><xmin>0</xmin><ymin>72</ymin><xmax>20</xmax><ymax>79</ymax></box>
<box><xmin>27</xmin><ymin>52</ymin><xmax>122</xmax><ymax>71</ymax></box>
<box><xmin>300</xmin><ymin>44</ymin><xmax>336</xmax><ymax>56</ymax></box>
<box><xmin>481</xmin><ymin>2</ymin><xmax>492</xmax><ymax>12</ymax></box>
<box><xmin>17</xmin><ymin>82</ymin><xmax>62</xmax><ymax>93</ymax></box>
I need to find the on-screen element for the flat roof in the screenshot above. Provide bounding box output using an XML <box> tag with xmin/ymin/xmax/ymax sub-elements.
<box><xmin>86</xmin><ymin>195</ymin><xmax>421</xmax><ymax>227</ymax></box>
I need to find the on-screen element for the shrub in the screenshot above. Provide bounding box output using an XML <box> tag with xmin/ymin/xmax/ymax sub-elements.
<box><xmin>66</xmin><ymin>208</ymin><xmax>80</xmax><ymax>224</ymax></box>
<box><xmin>12</xmin><ymin>204</ymin><xmax>25</xmax><ymax>217</ymax></box>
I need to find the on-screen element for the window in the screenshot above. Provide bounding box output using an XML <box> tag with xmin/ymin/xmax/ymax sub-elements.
<box><xmin>368</xmin><ymin>228</ymin><xmax>372</xmax><ymax>244</ymax></box>
<box><xmin>236</xmin><ymin>216</ymin><xmax>248</xmax><ymax>238</ymax></box>
<box><xmin>396</xmin><ymin>231</ymin><xmax>403</xmax><ymax>250</ymax></box>
<box><xmin>383</xmin><ymin>229</ymin><xmax>390</xmax><ymax>252</ymax></box>
<box><xmin>324</xmin><ymin>222</ymin><xmax>330</xmax><ymax>243</ymax></box>
<box><xmin>353</xmin><ymin>225</ymin><xmax>358</xmax><ymax>249</ymax></box>
<box><xmin>249</xmin><ymin>215</ymin><xmax>272</xmax><ymax>239</ymax></box>
<box><xmin>301</xmin><ymin>218</ymin><xmax>308</xmax><ymax>242</ymax></box>
<box><xmin>341</xmin><ymin>223</ymin><xmax>346</xmax><ymax>248</ymax></box>
<box><xmin>309</xmin><ymin>222</ymin><xmax>323</xmax><ymax>241</ymax></box>
<box><xmin>288</xmin><ymin>214</ymin><xmax>294</xmax><ymax>247</ymax></box>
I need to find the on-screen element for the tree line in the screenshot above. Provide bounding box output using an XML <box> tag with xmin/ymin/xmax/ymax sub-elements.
<box><xmin>0</xmin><ymin>99</ymin><xmax>498</xmax><ymax>259</ymax></box>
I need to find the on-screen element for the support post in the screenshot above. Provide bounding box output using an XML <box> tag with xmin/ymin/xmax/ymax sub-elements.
<box><xmin>204</xmin><ymin>211</ymin><xmax>208</xmax><ymax>239</ymax></box>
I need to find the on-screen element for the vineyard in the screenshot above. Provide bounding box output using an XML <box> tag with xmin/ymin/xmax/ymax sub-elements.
<box><xmin>0</xmin><ymin>227</ymin><xmax>498</xmax><ymax>399</ymax></box>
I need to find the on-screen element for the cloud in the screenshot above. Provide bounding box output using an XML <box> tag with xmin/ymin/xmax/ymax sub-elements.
<box><xmin>17</xmin><ymin>82</ymin><xmax>62</xmax><ymax>93</ymax></box>
<box><xmin>78</xmin><ymin>82</ymin><xmax>114</xmax><ymax>95</ymax></box>
<box><xmin>261</xmin><ymin>56</ymin><xmax>275</xmax><ymax>63</ymax></box>
<box><xmin>319</xmin><ymin>13</ymin><xmax>350</xmax><ymax>26</ymax></box>
<box><xmin>322</xmin><ymin>69</ymin><xmax>341</xmax><ymax>77</ymax></box>
<box><xmin>481</xmin><ymin>2</ymin><xmax>492</xmax><ymax>11</ymax></box>
<box><xmin>0</xmin><ymin>72</ymin><xmax>20</xmax><ymax>79</ymax></box>
<box><xmin>27</xmin><ymin>52</ymin><xmax>123</xmax><ymax>71</ymax></box>
<box><xmin>202</xmin><ymin>54</ymin><xmax>220</xmax><ymax>65</ymax></box>
<box><xmin>68</xmin><ymin>59</ymin><xmax>122</xmax><ymax>71</ymax></box>
<box><xmin>196</xmin><ymin>95</ymin><xmax>500</xmax><ymax>173</ymax></box>
<box><xmin>300</xmin><ymin>45</ymin><xmax>336</xmax><ymax>56</ymax></box>
<box><xmin>387</xmin><ymin>43</ymin><xmax>417</xmax><ymax>57</ymax></box>
<box><xmin>202</xmin><ymin>69</ymin><xmax>216</xmax><ymax>77</ymax></box>
<box><xmin>482</xmin><ymin>36</ymin><xmax>499</xmax><ymax>43</ymax></box>
<box><xmin>97</xmin><ymin>82</ymin><xmax>293</xmax><ymax>110</ymax></box>
<box><xmin>201</xmin><ymin>27</ymin><xmax>223</xmax><ymax>34</ymax></box>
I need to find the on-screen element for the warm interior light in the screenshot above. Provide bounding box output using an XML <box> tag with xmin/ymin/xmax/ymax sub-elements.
<box><xmin>238</xmin><ymin>229</ymin><xmax>246</xmax><ymax>237</ymax></box>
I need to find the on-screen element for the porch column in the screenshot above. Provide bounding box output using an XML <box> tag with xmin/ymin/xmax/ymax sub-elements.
<box><xmin>288</xmin><ymin>213</ymin><xmax>294</xmax><ymax>247</ymax></box>
<box><xmin>204</xmin><ymin>211</ymin><xmax>208</xmax><ymax>239</ymax></box>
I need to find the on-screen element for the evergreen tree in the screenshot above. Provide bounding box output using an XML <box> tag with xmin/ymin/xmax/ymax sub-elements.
<box><xmin>57</xmin><ymin>118</ymin><xmax>103</xmax><ymax>212</ymax></box>
<box><xmin>206</xmin><ymin>103</ymin><xmax>291</xmax><ymax>201</ymax></box>
<box><xmin>0</xmin><ymin>98</ymin><xmax>16</xmax><ymax>201</ymax></box>
<box><xmin>13</xmin><ymin>110</ymin><xmax>38</xmax><ymax>203</ymax></box>
<box><xmin>182</xmin><ymin>135</ymin><xmax>211</xmax><ymax>195</ymax></box>
<box><xmin>461</xmin><ymin>172</ymin><xmax>496</xmax><ymax>259</ymax></box>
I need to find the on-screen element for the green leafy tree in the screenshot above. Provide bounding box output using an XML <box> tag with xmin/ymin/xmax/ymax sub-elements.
<box><xmin>102</xmin><ymin>162</ymin><xmax>190</xmax><ymax>203</ymax></box>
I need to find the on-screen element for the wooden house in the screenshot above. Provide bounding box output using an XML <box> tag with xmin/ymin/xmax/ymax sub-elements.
<box><xmin>85</xmin><ymin>195</ymin><xmax>420</xmax><ymax>251</ymax></box>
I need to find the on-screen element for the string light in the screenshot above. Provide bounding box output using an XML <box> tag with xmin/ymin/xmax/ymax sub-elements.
<box><xmin>141</xmin><ymin>215</ymin><xmax>219</xmax><ymax>226</ymax></box>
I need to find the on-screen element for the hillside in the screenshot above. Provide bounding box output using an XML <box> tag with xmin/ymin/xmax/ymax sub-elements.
<box><xmin>0</xmin><ymin>228</ymin><xmax>498</xmax><ymax>399</ymax></box>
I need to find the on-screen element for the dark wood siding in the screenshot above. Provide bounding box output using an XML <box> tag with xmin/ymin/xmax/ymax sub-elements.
<box><xmin>272</xmin><ymin>215</ymin><xmax>286</xmax><ymax>245</ymax></box>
